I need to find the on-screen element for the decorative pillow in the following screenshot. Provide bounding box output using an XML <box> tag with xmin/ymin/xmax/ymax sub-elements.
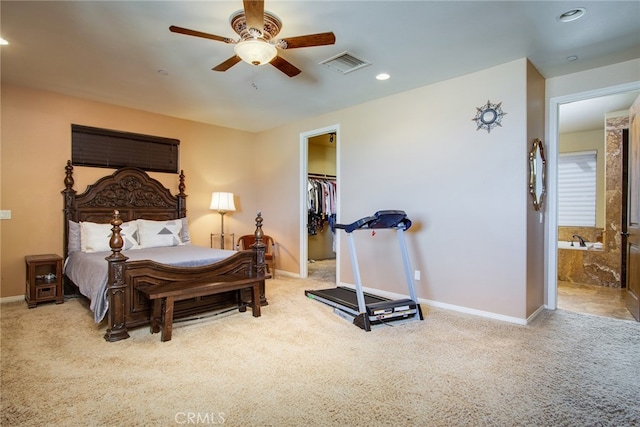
<box><xmin>180</xmin><ymin>217</ymin><xmax>191</xmax><ymax>244</ymax></box>
<box><xmin>68</xmin><ymin>220</ymin><xmax>81</xmax><ymax>253</ymax></box>
<box><xmin>137</xmin><ymin>219</ymin><xmax>183</xmax><ymax>248</ymax></box>
<box><xmin>121</xmin><ymin>221</ymin><xmax>141</xmax><ymax>250</ymax></box>
<box><xmin>80</xmin><ymin>221</ymin><xmax>140</xmax><ymax>253</ymax></box>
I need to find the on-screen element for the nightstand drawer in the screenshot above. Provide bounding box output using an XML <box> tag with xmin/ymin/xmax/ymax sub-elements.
<box><xmin>36</xmin><ymin>286</ymin><xmax>57</xmax><ymax>300</ymax></box>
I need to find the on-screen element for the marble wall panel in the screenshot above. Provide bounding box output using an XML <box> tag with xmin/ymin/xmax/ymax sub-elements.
<box><xmin>557</xmin><ymin>115</ymin><xmax>628</xmax><ymax>288</ymax></box>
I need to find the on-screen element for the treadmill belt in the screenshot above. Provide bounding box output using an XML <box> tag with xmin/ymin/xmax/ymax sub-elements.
<box><xmin>307</xmin><ymin>286</ymin><xmax>388</xmax><ymax>311</ymax></box>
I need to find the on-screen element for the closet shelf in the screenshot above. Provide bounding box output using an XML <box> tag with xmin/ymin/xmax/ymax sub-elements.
<box><xmin>308</xmin><ymin>173</ymin><xmax>336</xmax><ymax>179</ymax></box>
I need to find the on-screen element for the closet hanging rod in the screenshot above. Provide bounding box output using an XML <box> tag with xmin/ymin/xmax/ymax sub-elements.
<box><xmin>308</xmin><ymin>173</ymin><xmax>336</xmax><ymax>179</ymax></box>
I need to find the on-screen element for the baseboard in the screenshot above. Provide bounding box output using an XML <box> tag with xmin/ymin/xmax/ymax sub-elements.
<box><xmin>526</xmin><ymin>305</ymin><xmax>546</xmax><ymax>324</ymax></box>
<box><xmin>1</xmin><ymin>295</ymin><xmax>24</xmax><ymax>304</ymax></box>
<box><xmin>421</xmin><ymin>298</ymin><xmax>529</xmax><ymax>325</ymax></box>
<box><xmin>274</xmin><ymin>269</ymin><xmax>301</xmax><ymax>279</ymax></box>
<box><xmin>338</xmin><ymin>281</ymin><xmax>529</xmax><ymax>325</ymax></box>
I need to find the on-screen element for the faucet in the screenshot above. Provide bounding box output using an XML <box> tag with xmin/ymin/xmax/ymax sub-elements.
<box><xmin>571</xmin><ymin>234</ymin><xmax>587</xmax><ymax>247</ymax></box>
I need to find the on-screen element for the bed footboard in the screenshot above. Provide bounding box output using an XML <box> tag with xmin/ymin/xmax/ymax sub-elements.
<box><xmin>104</xmin><ymin>210</ymin><xmax>268</xmax><ymax>342</ymax></box>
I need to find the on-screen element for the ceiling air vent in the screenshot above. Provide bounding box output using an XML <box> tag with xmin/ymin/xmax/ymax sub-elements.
<box><xmin>319</xmin><ymin>51</ymin><xmax>371</xmax><ymax>75</ymax></box>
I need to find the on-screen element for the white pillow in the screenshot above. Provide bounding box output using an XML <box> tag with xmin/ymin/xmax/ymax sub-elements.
<box><xmin>80</xmin><ymin>221</ymin><xmax>140</xmax><ymax>253</ymax></box>
<box><xmin>137</xmin><ymin>219</ymin><xmax>183</xmax><ymax>248</ymax></box>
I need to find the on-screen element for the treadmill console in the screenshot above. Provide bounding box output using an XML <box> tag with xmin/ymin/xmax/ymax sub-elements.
<box><xmin>336</xmin><ymin>210</ymin><xmax>412</xmax><ymax>233</ymax></box>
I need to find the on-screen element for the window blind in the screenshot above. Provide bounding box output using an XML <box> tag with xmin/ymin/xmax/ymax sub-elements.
<box><xmin>558</xmin><ymin>151</ymin><xmax>597</xmax><ymax>226</ymax></box>
<box><xmin>71</xmin><ymin>124</ymin><xmax>179</xmax><ymax>173</ymax></box>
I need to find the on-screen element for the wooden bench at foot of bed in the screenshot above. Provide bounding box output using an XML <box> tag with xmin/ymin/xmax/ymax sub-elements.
<box><xmin>137</xmin><ymin>275</ymin><xmax>262</xmax><ymax>342</ymax></box>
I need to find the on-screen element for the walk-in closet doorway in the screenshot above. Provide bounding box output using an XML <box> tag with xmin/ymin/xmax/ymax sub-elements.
<box><xmin>299</xmin><ymin>125</ymin><xmax>340</xmax><ymax>282</ymax></box>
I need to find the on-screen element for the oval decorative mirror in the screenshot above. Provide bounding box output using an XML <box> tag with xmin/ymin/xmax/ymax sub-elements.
<box><xmin>529</xmin><ymin>138</ymin><xmax>546</xmax><ymax>211</ymax></box>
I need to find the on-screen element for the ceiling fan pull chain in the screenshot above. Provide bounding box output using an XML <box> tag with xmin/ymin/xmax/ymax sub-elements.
<box><xmin>252</xmin><ymin>68</ymin><xmax>259</xmax><ymax>90</ymax></box>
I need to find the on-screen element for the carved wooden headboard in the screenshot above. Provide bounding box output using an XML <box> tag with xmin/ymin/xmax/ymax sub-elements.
<box><xmin>62</xmin><ymin>160</ymin><xmax>187</xmax><ymax>258</ymax></box>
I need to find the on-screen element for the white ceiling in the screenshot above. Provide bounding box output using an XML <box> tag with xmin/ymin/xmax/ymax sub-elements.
<box><xmin>559</xmin><ymin>90</ymin><xmax>639</xmax><ymax>133</ymax></box>
<box><xmin>2</xmin><ymin>1</ymin><xmax>639</xmax><ymax>133</ymax></box>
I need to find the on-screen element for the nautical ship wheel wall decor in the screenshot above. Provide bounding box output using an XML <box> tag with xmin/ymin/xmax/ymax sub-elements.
<box><xmin>472</xmin><ymin>100</ymin><xmax>506</xmax><ymax>133</ymax></box>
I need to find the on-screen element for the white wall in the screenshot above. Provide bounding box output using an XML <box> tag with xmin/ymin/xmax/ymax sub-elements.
<box><xmin>258</xmin><ymin>58</ymin><xmax>537</xmax><ymax>320</ymax></box>
<box><xmin>341</xmin><ymin>59</ymin><xmax>530</xmax><ymax>319</ymax></box>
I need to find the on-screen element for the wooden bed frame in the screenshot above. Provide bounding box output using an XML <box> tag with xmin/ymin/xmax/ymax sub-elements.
<box><xmin>62</xmin><ymin>161</ymin><xmax>268</xmax><ymax>342</ymax></box>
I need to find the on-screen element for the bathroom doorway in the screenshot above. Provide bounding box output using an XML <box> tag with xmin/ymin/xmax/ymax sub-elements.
<box><xmin>299</xmin><ymin>125</ymin><xmax>339</xmax><ymax>284</ymax></box>
<box><xmin>555</xmin><ymin>90</ymin><xmax>639</xmax><ymax>320</ymax></box>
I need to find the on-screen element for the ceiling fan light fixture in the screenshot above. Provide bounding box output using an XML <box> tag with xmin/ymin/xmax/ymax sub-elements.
<box><xmin>234</xmin><ymin>39</ymin><xmax>277</xmax><ymax>66</ymax></box>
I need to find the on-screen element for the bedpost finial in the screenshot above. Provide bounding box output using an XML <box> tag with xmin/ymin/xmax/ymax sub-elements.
<box><xmin>64</xmin><ymin>160</ymin><xmax>75</xmax><ymax>189</ymax></box>
<box><xmin>255</xmin><ymin>211</ymin><xmax>263</xmax><ymax>235</ymax></box>
<box><xmin>178</xmin><ymin>170</ymin><xmax>186</xmax><ymax>195</ymax></box>
<box><xmin>109</xmin><ymin>210</ymin><xmax>126</xmax><ymax>256</ymax></box>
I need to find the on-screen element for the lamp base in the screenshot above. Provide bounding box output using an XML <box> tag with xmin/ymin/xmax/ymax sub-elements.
<box><xmin>211</xmin><ymin>233</ymin><xmax>235</xmax><ymax>250</ymax></box>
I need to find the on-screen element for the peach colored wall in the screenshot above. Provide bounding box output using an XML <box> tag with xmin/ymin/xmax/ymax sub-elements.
<box><xmin>0</xmin><ymin>84</ymin><xmax>261</xmax><ymax>298</ymax></box>
<box><xmin>525</xmin><ymin>60</ymin><xmax>546</xmax><ymax>317</ymax></box>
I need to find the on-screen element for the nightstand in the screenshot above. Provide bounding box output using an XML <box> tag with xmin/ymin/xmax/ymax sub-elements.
<box><xmin>25</xmin><ymin>254</ymin><xmax>64</xmax><ymax>308</ymax></box>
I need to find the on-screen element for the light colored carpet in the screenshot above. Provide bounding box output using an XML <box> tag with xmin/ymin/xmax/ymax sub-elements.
<box><xmin>2</xmin><ymin>272</ymin><xmax>639</xmax><ymax>426</ymax></box>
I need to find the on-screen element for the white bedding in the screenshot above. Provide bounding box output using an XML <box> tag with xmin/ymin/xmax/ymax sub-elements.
<box><xmin>64</xmin><ymin>245</ymin><xmax>236</xmax><ymax>323</ymax></box>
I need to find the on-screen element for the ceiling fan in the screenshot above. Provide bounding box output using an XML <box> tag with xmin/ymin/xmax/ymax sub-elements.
<box><xmin>169</xmin><ymin>0</ymin><xmax>336</xmax><ymax>77</ymax></box>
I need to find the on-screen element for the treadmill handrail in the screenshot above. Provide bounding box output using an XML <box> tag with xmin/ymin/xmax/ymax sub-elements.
<box><xmin>336</xmin><ymin>210</ymin><xmax>412</xmax><ymax>233</ymax></box>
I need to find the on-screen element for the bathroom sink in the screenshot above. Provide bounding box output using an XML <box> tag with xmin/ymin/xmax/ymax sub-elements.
<box><xmin>557</xmin><ymin>241</ymin><xmax>603</xmax><ymax>250</ymax></box>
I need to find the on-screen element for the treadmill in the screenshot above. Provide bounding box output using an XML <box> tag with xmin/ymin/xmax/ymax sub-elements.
<box><xmin>305</xmin><ymin>210</ymin><xmax>424</xmax><ymax>331</ymax></box>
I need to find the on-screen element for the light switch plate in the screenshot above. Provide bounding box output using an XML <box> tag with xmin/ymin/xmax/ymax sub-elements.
<box><xmin>0</xmin><ymin>210</ymin><xmax>11</xmax><ymax>220</ymax></box>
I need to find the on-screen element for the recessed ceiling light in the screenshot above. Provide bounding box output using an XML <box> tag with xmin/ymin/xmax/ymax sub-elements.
<box><xmin>566</xmin><ymin>55</ymin><xmax>579</xmax><ymax>62</ymax></box>
<box><xmin>0</xmin><ymin>37</ymin><xmax>9</xmax><ymax>45</ymax></box>
<box><xmin>157</xmin><ymin>69</ymin><xmax>169</xmax><ymax>76</ymax></box>
<box><xmin>376</xmin><ymin>73</ymin><xmax>390</xmax><ymax>81</ymax></box>
<box><xmin>558</xmin><ymin>8</ymin><xmax>586</xmax><ymax>22</ymax></box>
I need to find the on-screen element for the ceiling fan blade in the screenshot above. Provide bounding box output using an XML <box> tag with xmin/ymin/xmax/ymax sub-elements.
<box><xmin>243</xmin><ymin>0</ymin><xmax>265</xmax><ymax>33</ymax></box>
<box><xmin>169</xmin><ymin>25</ymin><xmax>233</xmax><ymax>43</ymax></box>
<box><xmin>212</xmin><ymin>56</ymin><xmax>242</xmax><ymax>72</ymax></box>
<box><xmin>279</xmin><ymin>32</ymin><xmax>336</xmax><ymax>49</ymax></box>
<box><xmin>270</xmin><ymin>56</ymin><xmax>301</xmax><ymax>77</ymax></box>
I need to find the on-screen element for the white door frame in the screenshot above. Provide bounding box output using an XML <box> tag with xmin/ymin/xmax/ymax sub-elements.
<box><xmin>546</xmin><ymin>81</ymin><xmax>640</xmax><ymax>309</ymax></box>
<box><xmin>299</xmin><ymin>124</ymin><xmax>340</xmax><ymax>279</ymax></box>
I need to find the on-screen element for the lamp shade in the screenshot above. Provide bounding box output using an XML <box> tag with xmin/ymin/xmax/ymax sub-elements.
<box><xmin>234</xmin><ymin>39</ymin><xmax>277</xmax><ymax>66</ymax></box>
<box><xmin>210</xmin><ymin>192</ymin><xmax>236</xmax><ymax>212</ymax></box>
